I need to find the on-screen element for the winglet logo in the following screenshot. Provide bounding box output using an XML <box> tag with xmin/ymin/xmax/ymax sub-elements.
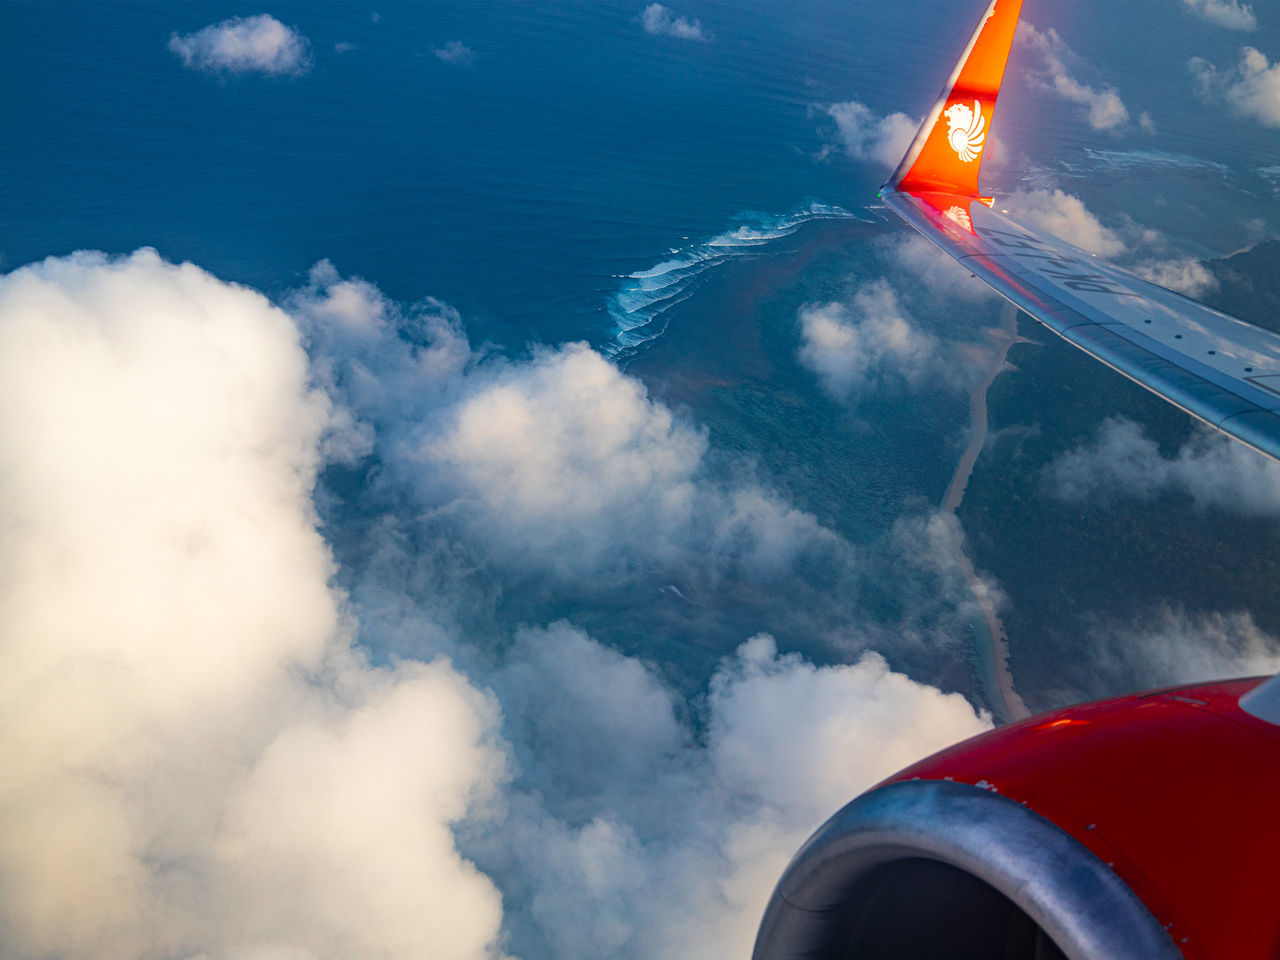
<box><xmin>943</xmin><ymin>205</ymin><xmax>974</xmax><ymax>233</ymax></box>
<box><xmin>945</xmin><ymin>100</ymin><xmax>986</xmax><ymax>163</ymax></box>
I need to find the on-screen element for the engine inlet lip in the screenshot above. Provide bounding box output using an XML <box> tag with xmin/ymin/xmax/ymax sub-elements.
<box><xmin>752</xmin><ymin>779</ymin><xmax>1181</xmax><ymax>960</ymax></box>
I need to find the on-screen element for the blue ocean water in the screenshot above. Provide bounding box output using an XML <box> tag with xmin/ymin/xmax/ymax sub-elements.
<box><xmin>4</xmin><ymin>0</ymin><xmax>1279</xmax><ymax>697</ymax></box>
<box><xmin>9</xmin><ymin>5</ymin><xmax>1280</xmax><ymax>957</ymax></box>
<box><xmin>6</xmin><ymin>2</ymin><xmax>1277</xmax><ymax>342</ymax></box>
<box><xmin>6</xmin><ymin>1</ymin><xmax>1276</xmax><ymax>326</ymax></box>
<box><xmin>2</xmin><ymin>1</ymin><xmax>890</xmax><ymax>342</ymax></box>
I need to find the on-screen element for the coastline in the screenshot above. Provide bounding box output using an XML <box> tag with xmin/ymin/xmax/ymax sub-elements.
<box><xmin>943</xmin><ymin>303</ymin><xmax>1031</xmax><ymax>722</ymax></box>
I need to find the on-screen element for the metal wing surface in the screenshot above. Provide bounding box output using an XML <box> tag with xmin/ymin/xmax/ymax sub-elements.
<box><xmin>879</xmin><ymin>0</ymin><xmax>1280</xmax><ymax>462</ymax></box>
<box><xmin>884</xmin><ymin>189</ymin><xmax>1280</xmax><ymax>462</ymax></box>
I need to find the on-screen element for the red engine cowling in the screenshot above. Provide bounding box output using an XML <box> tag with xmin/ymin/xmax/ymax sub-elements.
<box><xmin>752</xmin><ymin>677</ymin><xmax>1280</xmax><ymax>960</ymax></box>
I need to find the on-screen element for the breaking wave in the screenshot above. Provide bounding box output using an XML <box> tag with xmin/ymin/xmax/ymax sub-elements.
<box><xmin>602</xmin><ymin>203</ymin><xmax>872</xmax><ymax>360</ymax></box>
<box><xmin>1061</xmin><ymin>148</ymin><xmax>1229</xmax><ymax>177</ymax></box>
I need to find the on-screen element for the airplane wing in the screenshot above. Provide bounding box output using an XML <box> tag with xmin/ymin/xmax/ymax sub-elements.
<box><xmin>881</xmin><ymin>0</ymin><xmax>1280</xmax><ymax>463</ymax></box>
<box><xmin>752</xmin><ymin>8</ymin><xmax>1280</xmax><ymax>960</ymax></box>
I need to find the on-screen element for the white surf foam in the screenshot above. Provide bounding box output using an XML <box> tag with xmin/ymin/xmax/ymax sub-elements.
<box><xmin>602</xmin><ymin>203</ymin><xmax>870</xmax><ymax>361</ymax></box>
<box><xmin>1065</xmin><ymin>148</ymin><xmax>1229</xmax><ymax>177</ymax></box>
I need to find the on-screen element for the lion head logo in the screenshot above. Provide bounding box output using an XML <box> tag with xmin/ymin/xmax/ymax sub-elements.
<box><xmin>944</xmin><ymin>99</ymin><xmax>986</xmax><ymax>163</ymax></box>
<box><xmin>943</xmin><ymin>205</ymin><xmax>974</xmax><ymax>233</ymax></box>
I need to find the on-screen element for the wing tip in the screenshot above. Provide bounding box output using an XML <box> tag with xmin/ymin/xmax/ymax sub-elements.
<box><xmin>889</xmin><ymin>0</ymin><xmax>1024</xmax><ymax>198</ymax></box>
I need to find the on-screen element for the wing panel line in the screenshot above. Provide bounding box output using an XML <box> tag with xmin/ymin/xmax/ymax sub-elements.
<box><xmin>881</xmin><ymin>188</ymin><xmax>1280</xmax><ymax>461</ymax></box>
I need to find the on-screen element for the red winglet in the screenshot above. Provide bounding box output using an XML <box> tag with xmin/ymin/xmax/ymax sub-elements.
<box><xmin>889</xmin><ymin>0</ymin><xmax>1023</xmax><ymax>198</ymax></box>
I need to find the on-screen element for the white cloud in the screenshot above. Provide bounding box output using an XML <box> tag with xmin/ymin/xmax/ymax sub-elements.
<box><xmin>419</xmin><ymin>343</ymin><xmax>835</xmax><ymax>579</ymax></box>
<box><xmin>823</xmin><ymin>101</ymin><xmax>918</xmax><ymax>170</ymax></box>
<box><xmin>288</xmin><ymin>259</ymin><xmax>469</xmax><ymax>462</ymax></box>
<box><xmin>169</xmin><ymin>14</ymin><xmax>312</xmax><ymax>76</ymax></box>
<box><xmin>640</xmin><ymin>4</ymin><xmax>707</xmax><ymax>41</ymax></box>
<box><xmin>797</xmin><ymin>280</ymin><xmax>941</xmax><ymax>401</ymax></box>
<box><xmin>1133</xmin><ymin>256</ymin><xmax>1218</xmax><ymax>296</ymax></box>
<box><xmin>1088</xmin><ymin>607</ymin><xmax>1280</xmax><ymax>693</ymax></box>
<box><xmin>0</xmin><ymin>250</ymin><xmax>506</xmax><ymax>960</ymax></box>
<box><xmin>682</xmin><ymin>635</ymin><xmax>991</xmax><ymax>959</ymax></box>
<box><xmin>882</xmin><ymin>233</ymin><xmax>996</xmax><ymax>302</ymax></box>
<box><xmin>1191</xmin><ymin>46</ymin><xmax>1280</xmax><ymax>127</ymax></box>
<box><xmin>1004</xmin><ymin>187</ymin><xmax>1128</xmax><ymax>257</ymax></box>
<box><xmin>1181</xmin><ymin>0</ymin><xmax>1258</xmax><ymax>31</ymax></box>
<box><xmin>0</xmin><ymin>251</ymin><xmax>997</xmax><ymax>960</ymax></box>
<box><xmin>891</xmin><ymin>512</ymin><xmax>1010</xmax><ymax>626</ymax></box>
<box><xmin>1045</xmin><ymin>416</ymin><xmax>1280</xmax><ymax>515</ymax></box>
<box><xmin>493</xmin><ymin>624</ymin><xmax>692</xmax><ymax>824</ymax></box>
<box><xmin>435</xmin><ymin>41</ymin><xmax>476</xmax><ymax>67</ymax></box>
<box><xmin>483</xmin><ymin>628</ymin><xmax>991</xmax><ymax>960</ymax></box>
<box><xmin>706</xmin><ymin>635</ymin><xmax>991</xmax><ymax>824</ymax></box>
<box><xmin>216</xmin><ymin>664</ymin><xmax>508</xmax><ymax>960</ymax></box>
<box><xmin>288</xmin><ymin>264</ymin><xmax>846</xmax><ymax>585</ymax></box>
<box><xmin>1019</xmin><ymin>23</ymin><xmax>1130</xmax><ymax>130</ymax></box>
<box><xmin>426</xmin><ymin>343</ymin><xmax>708</xmax><ymax>569</ymax></box>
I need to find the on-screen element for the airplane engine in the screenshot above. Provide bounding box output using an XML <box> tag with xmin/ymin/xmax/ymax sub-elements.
<box><xmin>751</xmin><ymin>677</ymin><xmax>1280</xmax><ymax>960</ymax></box>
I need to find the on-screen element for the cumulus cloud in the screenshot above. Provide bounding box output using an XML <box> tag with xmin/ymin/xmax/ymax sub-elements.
<box><xmin>1045</xmin><ymin>416</ymin><xmax>1280</xmax><ymax>515</ymax></box>
<box><xmin>426</xmin><ymin>343</ymin><xmax>708</xmax><ymax>569</ymax></box>
<box><xmin>708</xmin><ymin>636</ymin><xmax>992</xmax><ymax>819</ymax></box>
<box><xmin>1003</xmin><ymin>187</ymin><xmax>1127</xmax><ymax>257</ymax></box>
<box><xmin>428</xmin><ymin>343</ymin><xmax>839</xmax><ymax>579</ymax></box>
<box><xmin>797</xmin><ymin>280</ymin><xmax>942</xmax><ymax>401</ymax></box>
<box><xmin>435</xmin><ymin>41</ymin><xmax>476</xmax><ymax>67</ymax></box>
<box><xmin>1191</xmin><ymin>46</ymin><xmax>1280</xmax><ymax>127</ymax></box>
<box><xmin>0</xmin><ymin>250</ymin><xmax>997</xmax><ymax>960</ymax></box>
<box><xmin>169</xmin><ymin>14</ymin><xmax>312</xmax><ymax>76</ymax></box>
<box><xmin>0</xmin><ymin>250</ymin><xmax>507</xmax><ymax>960</ymax></box>
<box><xmin>640</xmin><ymin>4</ymin><xmax>707</xmax><ymax>41</ymax></box>
<box><xmin>684</xmin><ymin>636</ymin><xmax>991</xmax><ymax>958</ymax></box>
<box><xmin>1019</xmin><ymin>23</ymin><xmax>1130</xmax><ymax>130</ymax></box>
<box><xmin>822</xmin><ymin>101</ymin><xmax>918</xmax><ymax>170</ymax></box>
<box><xmin>288</xmin><ymin>259</ymin><xmax>469</xmax><ymax>462</ymax></box>
<box><xmin>1086</xmin><ymin>607</ymin><xmax>1280</xmax><ymax>695</ymax></box>
<box><xmin>1181</xmin><ymin>0</ymin><xmax>1258</xmax><ymax>31</ymax></box>
<box><xmin>881</xmin><ymin>233</ymin><xmax>996</xmax><ymax>302</ymax></box>
<box><xmin>291</xmin><ymin>264</ymin><xmax>844</xmax><ymax>586</ymax></box>
<box><xmin>1133</xmin><ymin>256</ymin><xmax>1219</xmax><ymax>296</ymax></box>
<box><xmin>480</xmin><ymin>628</ymin><xmax>990</xmax><ymax>960</ymax></box>
<box><xmin>292</xmin><ymin>264</ymin><xmax>1005</xmax><ymax>693</ymax></box>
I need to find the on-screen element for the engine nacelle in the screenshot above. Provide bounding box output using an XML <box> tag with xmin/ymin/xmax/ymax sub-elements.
<box><xmin>752</xmin><ymin>677</ymin><xmax>1280</xmax><ymax>960</ymax></box>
